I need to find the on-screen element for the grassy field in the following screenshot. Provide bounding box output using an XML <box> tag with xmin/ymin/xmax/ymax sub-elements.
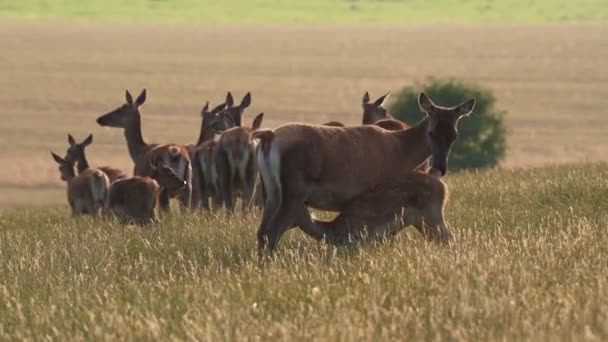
<box><xmin>1</xmin><ymin>21</ymin><xmax>607</xmax><ymax>207</ymax></box>
<box><xmin>1</xmin><ymin>0</ymin><xmax>607</xmax><ymax>23</ymax></box>
<box><xmin>1</xmin><ymin>164</ymin><xmax>607</xmax><ymax>339</ymax></box>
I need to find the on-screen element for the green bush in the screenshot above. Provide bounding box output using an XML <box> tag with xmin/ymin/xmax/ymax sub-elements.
<box><xmin>389</xmin><ymin>79</ymin><xmax>507</xmax><ymax>170</ymax></box>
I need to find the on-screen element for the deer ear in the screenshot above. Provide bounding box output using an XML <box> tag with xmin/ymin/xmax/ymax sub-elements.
<box><xmin>240</xmin><ymin>92</ymin><xmax>251</xmax><ymax>109</ymax></box>
<box><xmin>83</xmin><ymin>134</ymin><xmax>93</xmax><ymax>146</ymax></box>
<box><xmin>374</xmin><ymin>93</ymin><xmax>390</xmax><ymax>107</ymax></box>
<box><xmin>418</xmin><ymin>92</ymin><xmax>435</xmax><ymax>114</ymax></box>
<box><xmin>125</xmin><ymin>90</ymin><xmax>134</xmax><ymax>105</ymax></box>
<box><xmin>251</xmin><ymin>113</ymin><xmax>264</xmax><ymax>130</ymax></box>
<box><xmin>135</xmin><ymin>89</ymin><xmax>146</xmax><ymax>106</ymax></box>
<box><xmin>201</xmin><ymin>101</ymin><xmax>209</xmax><ymax>114</ymax></box>
<box><xmin>51</xmin><ymin>151</ymin><xmax>64</xmax><ymax>164</ymax></box>
<box><xmin>362</xmin><ymin>92</ymin><xmax>370</xmax><ymax>104</ymax></box>
<box><xmin>455</xmin><ymin>98</ymin><xmax>476</xmax><ymax>117</ymax></box>
<box><xmin>226</xmin><ymin>92</ymin><xmax>234</xmax><ymax>107</ymax></box>
<box><xmin>67</xmin><ymin>134</ymin><xmax>76</xmax><ymax>146</ymax></box>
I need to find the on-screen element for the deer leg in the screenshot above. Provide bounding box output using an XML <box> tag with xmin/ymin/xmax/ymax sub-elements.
<box><xmin>190</xmin><ymin>160</ymin><xmax>202</xmax><ymax>209</ymax></box>
<box><xmin>200</xmin><ymin>184</ymin><xmax>210</xmax><ymax>210</ymax></box>
<box><xmin>158</xmin><ymin>188</ymin><xmax>170</xmax><ymax>212</ymax></box>
<box><xmin>214</xmin><ymin>148</ymin><xmax>232</xmax><ymax>212</ymax></box>
<box><xmin>177</xmin><ymin>164</ymin><xmax>193</xmax><ymax>210</ymax></box>
<box><xmin>257</xmin><ymin>196</ymin><xmax>302</xmax><ymax>251</ymax></box>
<box><xmin>411</xmin><ymin>206</ymin><xmax>452</xmax><ymax>243</ymax></box>
<box><xmin>293</xmin><ymin>207</ymin><xmax>344</xmax><ymax>245</ymax></box>
<box><xmin>249</xmin><ymin>174</ymin><xmax>265</xmax><ymax>211</ymax></box>
<box><xmin>222</xmin><ymin>172</ymin><xmax>235</xmax><ymax>213</ymax></box>
<box><xmin>210</xmin><ymin>184</ymin><xmax>221</xmax><ymax>210</ymax></box>
<box><xmin>240</xmin><ymin>161</ymin><xmax>255</xmax><ymax>213</ymax></box>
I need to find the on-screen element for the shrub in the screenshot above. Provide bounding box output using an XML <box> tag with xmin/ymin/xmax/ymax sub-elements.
<box><xmin>389</xmin><ymin>78</ymin><xmax>507</xmax><ymax>170</ymax></box>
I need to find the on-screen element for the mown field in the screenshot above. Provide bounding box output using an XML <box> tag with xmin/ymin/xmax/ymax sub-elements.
<box><xmin>1</xmin><ymin>164</ymin><xmax>607</xmax><ymax>339</ymax></box>
<box><xmin>1</xmin><ymin>21</ymin><xmax>607</xmax><ymax>208</ymax></box>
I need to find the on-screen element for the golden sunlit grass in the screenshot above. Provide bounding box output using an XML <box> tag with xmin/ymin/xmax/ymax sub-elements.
<box><xmin>1</xmin><ymin>164</ymin><xmax>607</xmax><ymax>339</ymax></box>
<box><xmin>0</xmin><ymin>21</ymin><xmax>607</xmax><ymax>207</ymax></box>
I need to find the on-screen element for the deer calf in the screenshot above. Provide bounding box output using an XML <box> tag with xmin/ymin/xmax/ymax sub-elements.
<box><xmin>300</xmin><ymin>171</ymin><xmax>452</xmax><ymax>245</ymax></box>
<box><xmin>107</xmin><ymin>162</ymin><xmax>186</xmax><ymax>226</ymax></box>
<box><xmin>64</xmin><ymin>133</ymin><xmax>127</xmax><ymax>182</ymax></box>
<box><xmin>51</xmin><ymin>152</ymin><xmax>110</xmax><ymax>217</ymax></box>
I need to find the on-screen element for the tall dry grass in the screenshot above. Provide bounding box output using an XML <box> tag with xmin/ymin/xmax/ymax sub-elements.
<box><xmin>0</xmin><ymin>164</ymin><xmax>607</xmax><ymax>339</ymax></box>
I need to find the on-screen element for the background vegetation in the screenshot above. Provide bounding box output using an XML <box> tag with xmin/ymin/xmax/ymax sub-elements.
<box><xmin>0</xmin><ymin>0</ymin><xmax>607</xmax><ymax>23</ymax></box>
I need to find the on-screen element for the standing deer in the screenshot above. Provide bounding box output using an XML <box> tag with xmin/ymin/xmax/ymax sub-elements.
<box><xmin>361</xmin><ymin>91</ymin><xmax>413</xmax><ymax>130</ymax></box>
<box><xmin>302</xmin><ymin>171</ymin><xmax>451</xmax><ymax>244</ymax></box>
<box><xmin>251</xmin><ymin>92</ymin><xmax>475</xmax><ymax>250</ymax></box>
<box><xmin>96</xmin><ymin>89</ymin><xmax>193</xmax><ymax>211</ymax></box>
<box><xmin>212</xmin><ymin>110</ymin><xmax>265</xmax><ymax>212</ymax></box>
<box><xmin>50</xmin><ymin>152</ymin><xmax>109</xmax><ymax>217</ymax></box>
<box><xmin>320</xmin><ymin>92</ymin><xmax>406</xmax><ymax>129</ymax></box>
<box><xmin>64</xmin><ymin>133</ymin><xmax>127</xmax><ymax>182</ymax></box>
<box><xmin>107</xmin><ymin>162</ymin><xmax>186</xmax><ymax>226</ymax></box>
<box><xmin>187</xmin><ymin>100</ymin><xmax>226</xmax><ymax>209</ymax></box>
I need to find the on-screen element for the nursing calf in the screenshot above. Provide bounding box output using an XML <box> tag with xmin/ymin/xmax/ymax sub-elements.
<box><xmin>301</xmin><ymin>171</ymin><xmax>451</xmax><ymax>245</ymax></box>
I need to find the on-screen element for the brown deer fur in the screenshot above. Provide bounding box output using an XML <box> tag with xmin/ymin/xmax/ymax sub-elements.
<box><xmin>298</xmin><ymin>172</ymin><xmax>451</xmax><ymax>245</ymax></box>
<box><xmin>51</xmin><ymin>152</ymin><xmax>109</xmax><ymax>217</ymax></box>
<box><xmin>251</xmin><ymin>92</ymin><xmax>475</xmax><ymax>250</ymax></box>
<box><xmin>213</xmin><ymin>112</ymin><xmax>264</xmax><ymax>212</ymax></box>
<box><xmin>321</xmin><ymin>121</ymin><xmax>345</xmax><ymax>127</ymax></box>
<box><xmin>96</xmin><ymin>89</ymin><xmax>192</xmax><ymax>211</ymax></box>
<box><xmin>194</xmin><ymin>140</ymin><xmax>221</xmax><ymax>209</ymax></box>
<box><xmin>64</xmin><ymin>133</ymin><xmax>127</xmax><ymax>182</ymax></box>
<box><xmin>187</xmin><ymin>101</ymin><xmax>227</xmax><ymax>209</ymax></box>
<box><xmin>107</xmin><ymin>162</ymin><xmax>186</xmax><ymax>226</ymax></box>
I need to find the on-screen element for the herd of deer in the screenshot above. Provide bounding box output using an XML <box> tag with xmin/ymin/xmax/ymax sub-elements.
<box><xmin>50</xmin><ymin>88</ymin><xmax>475</xmax><ymax>251</ymax></box>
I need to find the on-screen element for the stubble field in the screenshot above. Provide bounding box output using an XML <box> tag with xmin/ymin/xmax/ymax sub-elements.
<box><xmin>0</xmin><ymin>21</ymin><xmax>607</xmax><ymax>208</ymax></box>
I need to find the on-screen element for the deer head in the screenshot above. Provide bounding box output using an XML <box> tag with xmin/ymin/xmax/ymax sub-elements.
<box><xmin>50</xmin><ymin>151</ymin><xmax>76</xmax><ymax>181</ymax></box>
<box><xmin>96</xmin><ymin>89</ymin><xmax>147</xmax><ymax>128</ymax></box>
<box><xmin>362</xmin><ymin>91</ymin><xmax>390</xmax><ymax>125</ymax></box>
<box><xmin>64</xmin><ymin>133</ymin><xmax>93</xmax><ymax>164</ymax></box>
<box><xmin>419</xmin><ymin>92</ymin><xmax>475</xmax><ymax>177</ymax></box>
<box><xmin>216</xmin><ymin>91</ymin><xmax>251</xmax><ymax>128</ymax></box>
<box><xmin>201</xmin><ymin>101</ymin><xmax>227</xmax><ymax>126</ymax></box>
<box><xmin>149</xmin><ymin>161</ymin><xmax>187</xmax><ymax>192</ymax></box>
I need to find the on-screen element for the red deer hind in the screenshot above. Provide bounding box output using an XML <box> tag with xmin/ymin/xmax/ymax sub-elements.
<box><xmin>362</xmin><ymin>91</ymin><xmax>412</xmax><ymax>130</ymax></box>
<box><xmin>251</xmin><ymin>92</ymin><xmax>475</xmax><ymax>250</ymax></box>
<box><xmin>108</xmin><ymin>161</ymin><xmax>187</xmax><ymax>226</ymax></box>
<box><xmin>212</xmin><ymin>106</ymin><xmax>264</xmax><ymax>212</ymax></box>
<box><xmin>50</xmin><ymin>152</ymin><xmax>110</xmax><ymax>217</ymax></box>
<box><xmin>96</xmin><ymin>89</ymin><xmax>192</xmax><ymax>211</ymax></box>
<box><xmin>187</xmin><ymin>100</ymin><xmax>226</xmax><ymax>209</ymax></box>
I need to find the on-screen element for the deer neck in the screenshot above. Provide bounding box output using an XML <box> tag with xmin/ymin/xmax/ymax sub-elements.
<box><xmin>396</xmin><ymin>116</ymin><xmax>432</xmax><ymax>168</ymax></box>
<box><xmin>124</xmin><ymin>114</ymin><xmax>148</xmax><ymax>162</ymax></box>
<box><xmin>196</xmin><ymin>120</ymin><xmax>215</xmax><ymax>146</ymax></box>
<box><xmin>76</xmin><ymin>151</ymin><xmax>90</xmax><ymax>173</ymax></box>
